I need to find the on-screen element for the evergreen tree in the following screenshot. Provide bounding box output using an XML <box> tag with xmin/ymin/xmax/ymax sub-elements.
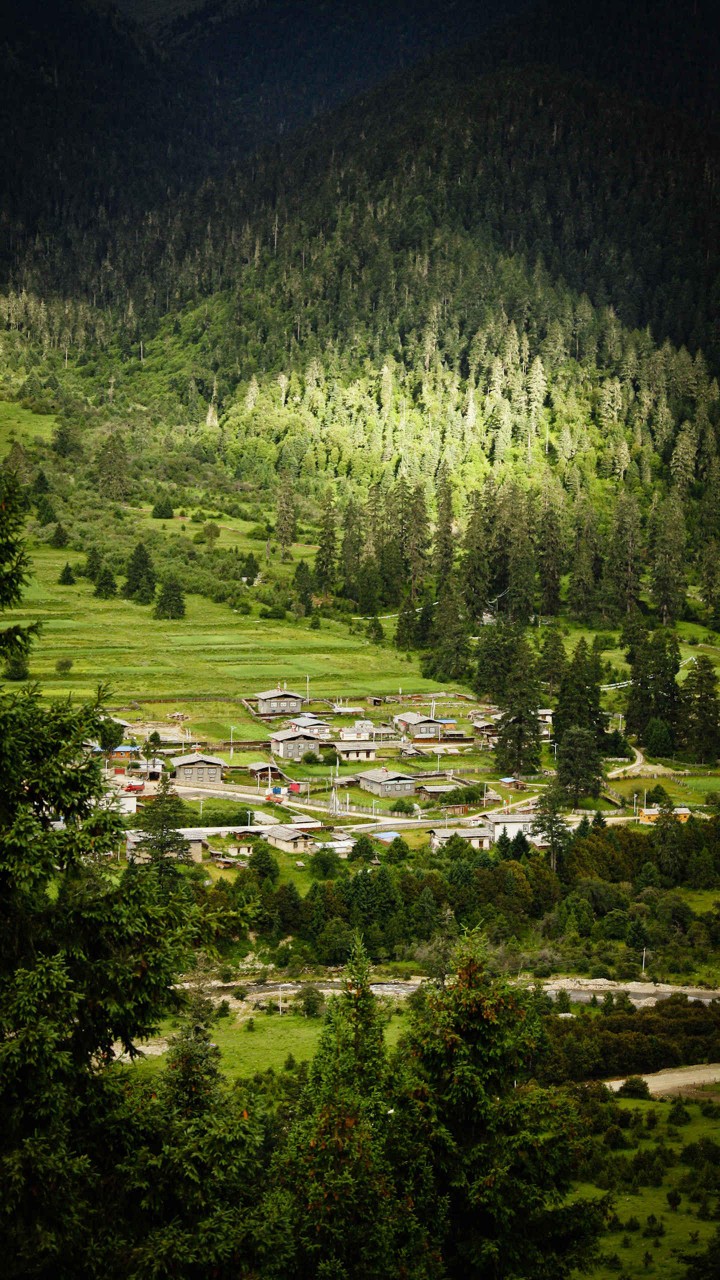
<box><xmin>394</xmin><ymin>592</ymin><xmax>417</xmax><ymax>650</ymax></box>
<box><xmin>293</xmin><ymin>558</ymin><xmax>314</xmax><ymax>612</ymax></box>
<box><xmin>683</xmin><ymin>655</ymin><xmax>720</xmax><ymax>762</ymax></box>
<box><xmin>538</xmin><ymin>497</ymin><xmax>565</xmax><ymax>616</ymax></box>
<box><xmin>556</xmin><ymin>726</ymin><xmax>603</xmax><ymax>807</ymax></box>
<box><xmin>340</xmin><ymin>498</ymin><xmax>363</xmax><ymax>599</ymax></box>
<box><xmin>398</xmin><ymin>936</ymin><xmax>602</xmax><ymax>1275</ymax></box>
<box><xmin>473</xmin><ymin>620</ymin><xmax>524</xmax><ymax>702</ymax></box>
<box><xmin>608</xmin><ymin>492</ymin><xmax>643</xmax><ymax>616</ymax></box>
<box><xmin>314</xmin><ymin>491</ymin><xmax>337</xmax><ymax>591</ymax></box>
<box><xmin>84</xmin><ymin>546</ymin><xmax>102</xmax><ymax>583</ymax></box>
<box><xmin>135</xmin><ymin>772</ymin><xmax>190</xmax><ymax>869</ymax></box>
<box><xmin>650</xmin><ymin>493</ymin><xmax>686</xmax><ymax>624</ymax></box>
<box><xmin>494</xmin><ymin>639</ymin><xmax>542</xmax><ymax>775</ymax></box>
<box><xmin>507</xmin><ymin>490</ymin><xmax>536</xmax><ymax>623</ymax></box>
<box><xmin>94</xmin><ymin>566</ymin><xmax>117</xmax><ymax>599</ymax></box>
<box><xmin>406</xmin><ymin>483</ymin><xmax>430</xmax><ymax>598</ymax></box>
<box><xmin>58</xmin><ymin>562</ymin><xmax>75</xmax><ymax>585</ymax></box>
<box><xmin>36</xmin><ymin>493</ymin><xmax>57</xmax><ymax>525</ymax></box>
<box><xmin>569</xmin><ymin>535</ymin><xmax>596</xmax><ymax>621</ymax></box>
<box><xmin>151</xmin><ymin>494</ymin><xmax>174</xmax><ymax>520</ymax></box>
<box><xmin>433</xmin><ymin>467</ymin><xmax>455</xmax><ymax>584</ymax></box>
<box><xmin>50</xmin><ymin>522</ymin><xmax>69</xmax><ymax>548</ymax></box>
<box><xmin>531</xmin><ymin>786</ymin><xmax>571</xmax><ymax>873</ymax></box>
<box><xmin>415</xmin><ymin>593</ymin><xmax>436</xmax><ymax>648</ymax></box>
<box><xmin>701</xmin><ymin>539</ymin><xmax>720</xmax><ymax>628</ymax></box>
<box><xmin>367</xmin><ymin>614</ymin><xmax>385</xmax><ymax>645</ymax></box>
<box><xmin>626</xmin><ymin>628</ymin><xmax>682</xmax><ymax>746</ymax></box>
<box><xmin>421</xmin><ymin>576</ymin><xmax>469</xmax><ymax>680</ymax></box>
<box><xmin>154</xmin><ymin>576</ymin><xmax>186</xmax><ymax>619</ymax></box>
<box><xmin>538</xmin><ymin>627</ymin><xmax>567</xmax><ymax>696</ymax></box>
<box><xmin>276</xmin><ymin>938</ymin><xmax>434</xmax><ymax>1278</ymax></box>
<box><xmin>97</xmin><ymin>432</ymin><xmax>130</xmax><ymax>500</ymax></box>
<box><xmin>553</xmin><ymin>637</ymin><xmax>605</xmax><ymax>744</ymax></box>
<box><xmin>275</xmin><ymin>486</ymin><xmax>297</xmax><ymax>556</ymax></box>
<box><xmin>124</xmin><ymin>542</ymin><xmax>156</xmax><ymax>603</ymax></box>
<box><xmin>461</xmin><ymin>492</ymin><xmax>489</xmax><ymax>624</ymax></box>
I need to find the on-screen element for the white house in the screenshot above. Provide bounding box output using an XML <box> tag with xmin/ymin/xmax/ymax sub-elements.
<box><xmin>357</xmin><ymin>768</ymin><xmax>416</xmax><ymax>798</ymax></box>
<box><xmin>288</xmin><ymin>712</ymin><xmax>331</xmax><ymax>739</ymax></box>
<box><xmin>256</xmin><ymin>686</ymin><xmax>304</xmax><ymax>715</ymax></box>
<box><xmin>393</xmin><ymin>711</ymin><xmax>447</xmax><ymax>738</ymax></box>
<box><xmin>170</xmin><ymin>752</ymin><xmax>224</xmax><ymax>787</ymax></box>
<box><xmin>486</xmin><ymin>812</ymin><xmax>536</xmax><ymax>843</ymax></box>
<box><xmin>428</xmin><ymin>826</ymin><xmax>492</xmax><ymax>852</ymax></box>
<box><xmin>331</xmin><ymin>739</ymin><xmax>377</xmax><ymax>763</ymax></box>
<box><xmin>265</xmin><ymin>825</ymin><xmax>316</xmax><ymax>854</ymax></box>
<box><xmin>270</xmin><ymin>729</ymin><xmax>319</xmax><ymax>760</ymax></box>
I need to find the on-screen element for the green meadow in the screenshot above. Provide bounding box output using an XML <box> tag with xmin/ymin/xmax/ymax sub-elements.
<box><xmin>0</xmin><ymin>400</ymin><xmax>56</xmax><ymax>455</ymax></box>
<box><xmin>585</xmin><ymin>1096</ymin><xmax>720</xmax><ymax>1280</ymax></box>
<box><xmin>125</xmin><ymin>1006</ymin><xmax>406</xmax><ymax>1080</ymax></box>
<box><xmin>10</xmin><ymin>545</ymin><xmax>446</xmax><ymax>703</ymax></box>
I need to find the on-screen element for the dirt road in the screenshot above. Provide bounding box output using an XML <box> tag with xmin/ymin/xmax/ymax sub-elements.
<box><xmin>606</xmin><ymin>1063</ymin><xmax>720</xmax><ymax>1094</ymax></box>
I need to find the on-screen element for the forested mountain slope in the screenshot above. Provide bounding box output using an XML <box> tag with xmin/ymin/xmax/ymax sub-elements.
<box><xmin>3</xmin><ymin>0</ymin><xmax>720</xmax><ymax>639</ymax></box>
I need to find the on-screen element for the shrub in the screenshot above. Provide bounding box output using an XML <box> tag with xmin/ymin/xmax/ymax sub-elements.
<box><xmin>55</xmin><ymin>657</ymin><xmax>73</xmax><ymax>674</ymax></box>
<box><xmin>617</xmin><ymin>1076</ymin><xmax>651</xmax><ymax>1099</ymax></box>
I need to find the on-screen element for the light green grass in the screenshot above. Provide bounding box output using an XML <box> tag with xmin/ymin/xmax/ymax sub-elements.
<box><xmin>0</xmin><ymin>400</ymin><xmax>56</xmax><ymax>456</ymax></box>
<box><xmin>126</xmin><ymin>1008</ymin><xmax>405</xmax><ymax>1080</ymax></box>
<box><xmin>9</xmin><ymin>546</ymin><xmax>452</xmax><ymax>701</ymax></box>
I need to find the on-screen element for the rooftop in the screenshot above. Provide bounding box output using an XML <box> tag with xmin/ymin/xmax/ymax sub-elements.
<box><xmin>356</xmin><ymin>768</ymin><xmax>415</xmax><ymax>783</ymax></box>
<box><xmin>170</xmin><ymin>752</ymin><xmax>225</xmax><ymax>767</ymax></box>
<box><xmin>256</xmin><ymin>686</ymin><xmax>304</xmax><ymax>700</ymax></box>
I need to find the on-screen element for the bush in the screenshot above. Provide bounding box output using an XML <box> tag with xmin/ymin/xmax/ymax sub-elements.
<box><xmin>390</xmin><ymin>797</ymin><xmax>414</xmax><ymax>814</ymax></box>
<box><xmin>617</xmin><ymin>1076</ymin><xmax>651</xmax><ymax>1099</ymax></box>
<box><xmin>152</xmin><ymin>496</ymin><xmax>174</xmax><ymax>520</ymax></box>
<box><xmin>55</xmin><ymin>657</ymin><xmax>73</xmax><ymax>674</ymax></box>
<box><xmin>297</xmin><ymin>985</ymin><xmax>324</xmax><ymax>1018</ymax></box>
<box><xmin>245</xmin><ymin>1017</ymin><xmax>255</xmax><ymax>1032</ymax></box>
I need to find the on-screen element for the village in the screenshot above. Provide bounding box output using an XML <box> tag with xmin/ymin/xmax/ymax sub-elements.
<box><xmin>102</xmin><ymin>681</ymin><xmax>682</xmax><ymax>874</ymax></box>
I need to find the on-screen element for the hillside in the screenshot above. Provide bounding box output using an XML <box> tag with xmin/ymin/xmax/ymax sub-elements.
<box><xmin>2</xmin><ymin>0</ymin><xmax>720</xmax><ymax>649</ymax></box>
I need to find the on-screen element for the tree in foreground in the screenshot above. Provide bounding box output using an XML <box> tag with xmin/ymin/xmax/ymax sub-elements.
<box><xmin>154</xmin><ymin>575</ymin><xmax>186</xmax><ymax>619</ymax></box>
<box><xmin>395</xmin><ymin>935</ymin><xmax>605</xmax><ymax>1278</ymax></box>
<box><xmin>0</xmin><ymin>681</ymin><xmax>196</xmax><ymax>1273</ymax></box>
<box><xmin>272</xmin><ymin>937</ymin><xmax>438</xmax><ymax>1279</ymax></box>
<box><xmin>94</xmin><ymin>565</ymin><xmax>117</xmax><ymax>598</ymax></box>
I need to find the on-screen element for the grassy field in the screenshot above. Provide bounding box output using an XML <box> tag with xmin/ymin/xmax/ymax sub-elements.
<box><xmin>0</xmin><ymin>400</ymin><xmax>56</xmax><ymax>455</ymax></box>
<box><xmin>126</xmin><ymin>1006</ymin><xmax>406</xmax><ymax>1079</ymax></box>
<box><xmin>586</xmin><ymin>1096</ymin><xmax>720</xmax><ymax>1280</ymax></box>
<box><xmin>9</xmin><ymin>545</ymin><xmax>449</xmax><ymax>701</ymax></box>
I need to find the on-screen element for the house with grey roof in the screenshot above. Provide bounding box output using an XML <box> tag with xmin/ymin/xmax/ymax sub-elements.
<box><xmin>170</xmin><ymin>752</ymin><xmax>224</xmax><ymax>787</ymax></box>
<box><xmin>356</xmin><ymin>768</ymin><xmax>416</xmax><ymax>798</ymax></box>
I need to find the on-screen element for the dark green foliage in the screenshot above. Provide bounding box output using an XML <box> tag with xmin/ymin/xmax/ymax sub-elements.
<box><xmin>93</xmin><ymin>566</ymin><xmax>117</xmax><ymax>598</ymax></box>
<box><xmin>58</xmin><ymin>561</ymin><xmax>75</xmax><ymax>585</ymax></box>
<box><xmin>35</xmin><ymin>493</ymin><xmax>57</xmax><ymax>525</ymax></box>
<box><xmin>421</xmin><ymin>576</ymin><xmax>469</xmax><ymax>680</ymax></box>
<box><xmin>84</xmin><ymin>546</ymin><xmax>102</xmax><ymax>583</ymax></box>
<box><xmin>557</xmin><ymin>726</ymin><xmax>603</xmax><ymax>806</ymax></box>
<box><xmin>154</xmin><ymin>575</ymin><xmax>185</xmax><ymax>619</ymax></box>
<box><xmin>0</xmin><ymin>684</ymin><xmax>195</xmax><ymax>1274</ymax></box>
<box><xmin>683</xmin><ymin>656</ymin><xmax>720</xmax><ymax>763</ymax></box>
<box><xmin>554</xmin><ymin>637</ymin><xmax>606</xmax><ymax>745</ymax></box>
<box><xmin>151</xmin><ymin>495</ymin><xmax>174</xmax><ymax>520</ymax></box>
<box><xmin>50</xmin><ymin>521</ymin><xmax>68</xmax><ymax>548</ymax></box>
<box><xmin>248</xmin><ymin>842</ymin><xmax>280</xmax><ymax>884</ymax></box>
<box><xmin>495</xmin><ymin>637</ymin><xmax>542</xmax><ymax>775</ymax></box>
<box><xmin>134</xmin><ymin>772</ymin><xmax>191</xmax><ymax>868</ymax></box>
<box><xmin>314</xmin><ymin>492</ymin><xmax>337</xmax><ymax>591</ymax></box>
<box><xmin>123</xmin><ymin>542</ymin><xmax>156</xmax><ymax>603</ymax></box>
